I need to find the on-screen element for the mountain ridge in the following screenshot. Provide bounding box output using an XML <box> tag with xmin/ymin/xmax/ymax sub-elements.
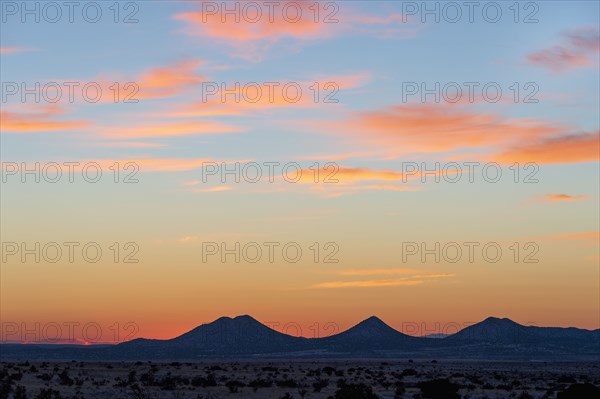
<box><xmin>1</xmin><ymin>315</ymin><xmax>598</xmax><ymax>361</ymax></box>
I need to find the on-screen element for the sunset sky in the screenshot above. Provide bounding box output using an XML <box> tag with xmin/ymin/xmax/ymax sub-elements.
<box><xmin>1</xmin><ymin>1</ymin><xmax>599</xmax><ymax>344</ymax></box>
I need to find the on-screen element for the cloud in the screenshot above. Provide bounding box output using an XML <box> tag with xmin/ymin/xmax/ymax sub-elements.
<box><xmin>69</xmin><ymin>158</ymin><xmax>227</xmax><ymax>172</ymax></box>
<box><xmin>164</xmin><ymin>72</ymin><xmax>369</xmax><ymax>118</ymax></box>
<box><xmin>527</xmin><ymin>28</ymin><xmax>600</xmax><ymax>73</ymax></box>
<box><xmin>340</xmin><ymin>104</ymin><xmax>560</xmax><ymax>154</ymax></box>
<box><xmin>135</xmin><ymin>59</ymin><xmax>206</xmax><ymax>99</ymax></box>
<box><xmin>296</xmin><ymin>165</ymin><xmax>461</xmax><ymax>185</ymax></box>
<box><xmin>312</xmin><ymin>279</ymin><xmax>425</xmax><ymax>288</ymax></box>
<box><xmin>175</xmin><ymin>2</ymin><xmax>327</xmax><ymax>42</ymax></box>
<box><xmin>0</xmin><ymin>47</ymin><xmax>33</xmax><ymax>55</ymax></box>
<box><xmin>179</xmin><ymin>236</ymin><xmax>200</xmax><ymax>243</ymax></box>
<box><xmin>31</xmin><ymin>60</ymin><xmax>205</xmax><ymax>104</ymax></box>
<box><xmin>297</xmin><ymin>166</ymin><xmax>404</xmax><ymax>184</ymax></box>
<box><xmin>545</xmin><ymin>231</ymin><xmax>599</xmax><ymax>242</ymax></box>
<box><xmin>109</xmin><ymin>158</ymin><xmax>220</xmax><ymax>172</ymax></box>
<box><xmin>0</xmin><ymin>104</ymin><xmax>89</xmax><ymax>133</ymax></box>
<box><xmin>306</xmin><ymin>184</ymin><xmax>420</xmax><ymax>198</ymax></box>
<box><xmin>291</xmin><ymin>166</ymin><xmax>423</xmax><ymax>197</ymax></box>
<box><xmin>297</xmin><ymin>151</ymin><xmax>383</xmax><ymax>161</ymax></box>
<box><xmin>317</xmin><ymin>103</ymin><xmax>596</xmax><ymax>165</ymax></box>
<box><xmin>189</xmin><ymin>185</ymin><xmax>233</xmax><ymax>193</ymax></box>
<box><xmin>174</xmin><ymin>1</ymin><xmax>332</xmax><ymax>60</ymax></box>
<box><xmin>79</xmin><ymin>141</ymin><xmax>167</xmax><ymax>149</ymax></box>
<box><xmin>349</xmin><ymin>12</ymin><xmax>422</xmax><ymax>40</ymax></box>
<box><xmin>311</xmin><ymin>272</ymin><xmax>454</xmax><ymax>289</ymax></box>
<box><xmin>174</xmin><ymin>3</ymin><xmax>421</xmax><ymax>59</ymax></box>
<box><xmin>98</xmin><ymin>120</ymin><xmax>241</xmax><ymax>139</ymax></box>
<box><xmin>494</xmin><ymin>131</ymin><xmax>599</xmax><ymax>164</ymax></box>
<box><xmin>542</xmin><ymin>194</ymin><xmax>591</xmax><ymax>202</ymax></box>
<box><xmin>0</xmin><ymin>159</ymin><xmax>222</xmax><ymax>173</ymax></box>
<box><xmin>337</xmin><ymin>268</ymin><xmax>420</xmax><ymax>276</ymax></box>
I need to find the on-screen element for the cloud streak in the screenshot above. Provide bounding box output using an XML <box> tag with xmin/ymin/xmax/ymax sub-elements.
<box><xmin>543</xmin><ymin>194</ymin><xmax>591</xmax><ymax>202</ymax></box>
<box><xmin>527</xmin><ymin>28</ymin><xmax>600</xmax><ymax>73</ymax></box>
<box><xmin>1</xmin><ymin>105</ymin><xmax>89</xmax><ymax>133</ymax></box>
<box><xmin>494</xmin><ymin>131</ymin><xmax>599</xmax><ymax>164</ymax></box>
<box><xmin>311</xmin><ymin>270</ymin><xmax>454</xmax><ymax>289</ymax></box>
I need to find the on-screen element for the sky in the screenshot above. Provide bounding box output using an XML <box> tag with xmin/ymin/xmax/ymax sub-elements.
<box><xmin>0</xmin><ymin>0</ymin><xmax>599</xmax><ymax>344</ymax></box>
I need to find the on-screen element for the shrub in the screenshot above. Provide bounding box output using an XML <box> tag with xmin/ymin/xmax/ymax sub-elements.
<box><xmin>225</xmin><ymin>380</ymin><xmax>245</xmax><ymax>393</ymax></box>
<box><xmin>312</xmin><ymin>378</ymin><xmax>329</xmax><ymax>392</ymax></box>
<box><xmin>557</xmin><ymin>383</ymin><xmax>600</xmax><ymax>399</ymax></box>
<box><xmin>418</xmin><ymin>379</ymin><xmax>460</xmax><ymax>399</ymax></box>
<box><xmin>334</xmin><ymin>382</ymin><xmax>378</xmax><ymax>399</ymax></box>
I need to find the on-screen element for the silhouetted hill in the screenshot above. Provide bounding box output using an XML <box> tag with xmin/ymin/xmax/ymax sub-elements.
<box><xmin>438</xmin><ymin>316</ymin><xmax>600</xmax><ymax>359</ymax></box>
<box><xmin>316</xmin><ymin>316</ymin><xmax>421</xmax><ymax>355</ymax></box>
<box><xmin>1</xmin><ymin>315</ymin><xmax>598</xmax><ymax>361</ymax></box>
<box><xmin>114</xmin><ymin>315</ymin><xmax>306</xmax><ymax>359</ymax></box>
<box><xmin>447</xmin><ymin>316</ymin><xmax>598</xmax><ymax>344</ymax></box>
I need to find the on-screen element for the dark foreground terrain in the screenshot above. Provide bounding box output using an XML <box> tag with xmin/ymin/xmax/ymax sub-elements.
<box><xmin>1</xmin><ymin>360</ymin><xmax>599</xmax><ymax>399</ymax></box>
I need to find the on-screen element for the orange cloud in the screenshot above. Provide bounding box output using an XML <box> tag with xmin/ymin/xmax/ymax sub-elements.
<box><xmin>494</xmin><ymin>131</ymin><xmax>599</xmax><ymax>164</ymax></box>
<box><xmin>543</xmin><ymin>194</ymin><xmax>591</xmax><ymax>202</ymax></box>
<box><xmin>165</xmin><ymin>73</ymin><xmax>369</xmax><ymax>118</ymax></box>
<box><xmin>108</xmin><ymin>158</ymin><xmax>218</xmax><ymax>172</ymax></box>
<box><xmin>175</xmin><ymin>3</ymin><xmax>421</xmax><ymax>59</ymax></box>
<box><xmin>81</xmin><ymin>141</ymin><xmax>167</xmax><ymax>149</ymax></box>
<box><xmin>36</xmin><ymin>60</ymin><xmax>204</xmax><ymax>104</ymax></box>
<box><xmin>73</xmin><ymin>158</ymin><xmax>222</xmax><ymax>172</ymax></box>
<box><xmin>0</xmin><ymin>104</ymin><xmax>89</xmax><ymax>133</ymax></box>
<box><xmin>99</xmin><ymin>120</ymin><xmax>241</xmax><ymax>139</ymax></box>
<box><xmin>174</xmin><ymin>1</ymin><xmax>332</xmax><ymax>60</ymax></box>
<box><xmin>298</xmin><ymin>151</ymin><xmax>382</xmax><ymax>161</ymax></box>
<box><xmin>321</xmin><ymin>103</ymin><xmax>597</xmax><ymax>165</ymax></box>
<box><xmin>343</xmin><ymin>104</ymin><xmax>560</xmax><ymax>154</ymax></box>
<box><xmin>175</xmin><ymin>2</ymin><xmax>327</xmax><ymax>42</ymax></box>
<box><xmin>0</xmin><ymin>47</ymin><xmax>32</xmax><ymax>55</ymax></box>
<box><xmin>0</xmin><ymin>159</ymin><xmax>220</xmax><ymax>173</ymax></box>
<box><xmin>527</xmin><ymin>28</ymin><xmax>600</xmax><ymax>73</ymax></box>
<box><xmin>311</xmin><ymin>272</ymin><xmax>454</xmax><ymax>289</ymax></box>
<box><xmin>312</xmin><ymin>279</ymin><xmax>425</xmax><ymax>288</ymax></box>
<box><xmin>189</xmin><ymin>185</ymin><xmax>233</xmax><ymax>193</ymax></box>
<box><xmin>273</xmin><ymin>165</ymin><xmax>457</xmax><ymax>197</ymax></box>
<box><xmin>546</xmin><ymin>231</ymin><xmax>599</xmax><ymax>241</ymax></box>
<box><xmin>297</xmin><ymin>166</ymin><xmax>404</xmax><ymax>184</ymax></box>
<box><xmin>135</xmin><ymin>59</ymin><xmax>205</xmax><ymax>99</ymax></box>
<box><xmin>293</xmin><ymin>166</ymin><xmax>422</xmax><ymax>196</ymax></box>
<box><xmin>337</xmin><ymin>268</ymin><xmax>420</xmax><ymax>276</ymax></box>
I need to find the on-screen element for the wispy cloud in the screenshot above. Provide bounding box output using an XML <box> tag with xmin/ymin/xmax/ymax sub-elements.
<box><xmin>98</xmin><ymin>120</ymin><xmax>241</xmax><ymax>139</ymax></box>
<box><xmin>174</xmin><ymin>3</ymin><xmax>420</xmax><ymax>60</ymax></box>
<box><xmin>527</xmin><ymin>28</ymin><xmax>600</xmax><ymax>73</ymax></box>
<box><xmin>50</xmin><ymin>158</ymin><xmax>230</xmax><ymax>173</ymax></box>
<box><xmin>189</xmin><ymin>185</ymin><xmax>233</xmax><ymax>193</ymax></box>
<box><xmin>312</xmin><ymin>279</ymin><xmax>425</xmax><ymax>288</ymax></box>
<box><xmin>337</xmin><ymin>268</ymin><xmax>420</xmax><ymax>276</ymax></box>
<box><xmin>179</xmin><ymin>236</ymin><xmax>200</xmax><ymax>243</ymax></box>
<box><xmin>1</xmin><ymin>104</ymin><xmax>89</xmax><ymax>133</ymax></box>
<box><xmin>542</xmin><ymin>194</ymin><xmax>591</xmax><ymax>202</ymax></box>
<box><xmin>314</xmin><ymin>102</ymin><xmax>596</xmax><ymax>165</ymax></box>
<box><xmin>164</xmin><ymin>72</ymin><xmax>370</xmax><ymax>118</ymax></box>
<box><xmin>545</xmin><ymin>231</ymin><xmax>599</xmax><ymax>242</ymax></box>
<box><xmin>80</xmin><ymin>141</ymin><xmax>167</xmax><ymax>149</ymax></box>
<box><xmin>174</xmin><ymin>1</ymin><xmax>334</xmax><ymax>60</ymax></box>
<box><xmin>494</xmin><ymin>131</ymin><xmax>599</xmax><ymax>164</ymax></box>
<box><xmin>134</xmin><ymin>59</ymin><xmax>206</xmax><ymax>99</ymax></box>
<box><xmin>0</xmin><ymin>47</ymin><xmax>34</xmax><ymax>55</ymax></box>
<box><xmin>332</xmin><ymin>103</ymin><xmax>561</xmax><ymax>154</ymax></box>
<box><xmin>310</xmin><ymin>269</ymin><xmax>454</xmax><ymax>289</ymax></box>
<box><xmin>31</xmin><ymin>60</ymin><xmax>205</xmax><ymax>104</ymax></box>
